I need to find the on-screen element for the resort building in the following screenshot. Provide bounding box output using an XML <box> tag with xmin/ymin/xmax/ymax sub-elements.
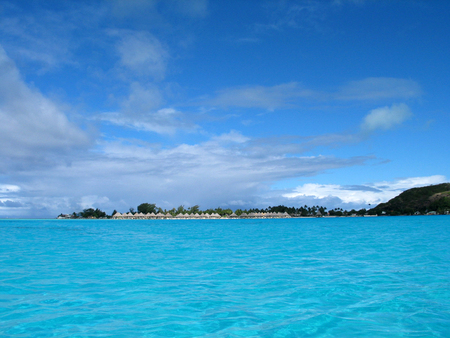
<box><xmin>112</xmin><ymin>211</ymin><xmax>292</xmax><ymax>220</ymax></box>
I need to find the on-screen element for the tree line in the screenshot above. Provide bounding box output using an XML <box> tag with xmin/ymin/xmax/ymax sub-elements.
<box><xmin>61</xmin><ymin>203</ymin><xmax>375</xmax><ymax>219</ymax></box>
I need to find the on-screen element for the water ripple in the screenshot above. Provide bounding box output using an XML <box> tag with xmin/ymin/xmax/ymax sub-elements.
<box><xmin>1</xmin><ymin>217</ymin><xmax>450</xmax><ymax>337</ymax></box>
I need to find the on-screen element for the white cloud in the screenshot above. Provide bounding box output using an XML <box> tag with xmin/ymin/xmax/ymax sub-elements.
<box><xmin>0</xmin><ymin>183</ymin><xmax>24</xmax><ymax>216</ymax></box>
<box><xmin>0</xmin><ymin>3</ymin><xmax>104</xmax><ymax>72</ymax></box>
<box><xmin>0</xmin><ymin>46</ymin><xmax>91</xmax><ymax>173</ymax></box>
<box><xmin>99</xmin><ymin>82</ymin><xmax>197</xmax><ymax>134</ymax></box>
<box><xmin>204</xmin><ymin>78</ymin><xmax>421</xmax><ymax>111</ymax></box>
<box><xmin>336</xmin><ymin>77</ymin><xmax>422</xmax><ymax>100</ymax></box>
<box><xmin>121</xmin><ymin>82</ymin><xmax>164</xmax><ymax>113</ymax></box>
<box><xmin>100</xmin><ymin>107</ymin><xmax>197</xmax><ymax>135</ymax></box>
<box><xmin>375</xmin><ymin>176</ymin><xmax>448</xmax><ymax>191</ymax></box>
<box><xmin>0</xmin><ymin>184</ymin><xmax>21</xmax><ymax>193</ymax></box>
<box><xmin>206</xmin><ymin>82</ymin><xmax>314</xmax><ymax>110</ymax></box>
<box><xmin>361</xmin><ymin>103</ymin><xmax>412</xmax><ymax>133</ymax></box>
<box><xmin>0</xmin><ymin>9</ymin><xmax>72</xmax><ymax>70</ymax></box>
<box><xmin>337</xmin><ymin>78</ymin><xmax>422</xmax><ymax>101</ymax></box>
<box><xmin>171</xmin><ymin>0</ymin><xmax>208</xmax><ymax>18</ymax></box>
<box><xmin>116</xmin><ymin>31</ymin><xmax>169</xmax><ymax>80</ymax></box>
<box><xmin>80</xmin><ymin>195</ymin><xmax>110</xmax><ymax>210</ymax></box>
<box><xmin>209</xmin><ymin>130</ymin><xmax>250</xmax><ymax>144</ymax></box>
<box><xmin>283</xmin><ymin>175</ymin><xmax>447</xmax><ymax>207</ymax></box>
<box><xmin>0</xmin><ymin>132</ymin><xmax>371</xmax><ymax>217</ymax></box>
<box><xmin>301</xmin><ymin>102</ymin><xmax>414</xmax><ymax>149</ymax></box>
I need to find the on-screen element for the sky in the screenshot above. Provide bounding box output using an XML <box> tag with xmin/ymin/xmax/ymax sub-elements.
<box><xmin>0</xmin><ymin>0</ymin><xmax>449</xmax><ymax>218</ymax></box>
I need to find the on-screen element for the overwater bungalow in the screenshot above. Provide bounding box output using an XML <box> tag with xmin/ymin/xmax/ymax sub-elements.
<box><xmin>111</xmin><ymin>210</ymin><xmax>292</xmax><ymax>220</ymax></box>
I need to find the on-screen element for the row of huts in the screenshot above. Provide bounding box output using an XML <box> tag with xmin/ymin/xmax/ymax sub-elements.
<box><xmin>112</xmin><ymin>211</ymin><xmax>291</xmax><ymax>219</ymax></box>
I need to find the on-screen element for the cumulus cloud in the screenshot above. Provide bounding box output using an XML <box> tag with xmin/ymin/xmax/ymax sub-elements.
<box><xmin>337</xmin><ymin>78</ymin><xmax>422</xmax><ymax>101</ymax></box>
<box><xmin>361</xmin><ymin>103</ymin><xmax>412</xmax><ymax>133</ymax></box>
<box><xmin>283</xmin><ymin>175</ymin><xmax>447</xmax><ymax>208</ymax></box>
<box><xmin>0</xmin><ymin>46</ymin><xmax>91</xmax><ymax>173</ymax></box>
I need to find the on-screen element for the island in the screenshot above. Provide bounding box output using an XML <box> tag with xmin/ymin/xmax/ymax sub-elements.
<box><xmin>58</xmin><ymin>183</ymin><xmax>450</xmax><ymax>219</ymax></box>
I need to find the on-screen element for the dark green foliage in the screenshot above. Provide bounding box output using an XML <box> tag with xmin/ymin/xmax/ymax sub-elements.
<box><xmin>137</xmin><ymin>203</ymin><xmax>157</xmax><ymax>214</ymax></box>
<box><xmin>80</xmin><ymin>208</ymin><xmax>106</xmax><ymax>218</ymax></box>
<box><xmin>188</xmin><ymin>205</ymin><xmax>200</xmax><ymax>214</ymax></box>
<box><xmin>356</xmin><ymin>208</ymin><xmax>367</xmax><ymax>216</ymax></box>
<box><xmin>370</xmin><ymin>183</ymin><xmax>450</xmax><ymax>215</ymax></box>
<box><xmin>429</xmin><ymin>196</ymin><xmax>450</xmax><ymax>214</ymax></box>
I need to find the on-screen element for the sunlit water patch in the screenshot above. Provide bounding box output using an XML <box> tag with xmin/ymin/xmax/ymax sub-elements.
<box><xmin>1</xmin><ymin>217</ymin><xmax>449</xmax><ymax>337</ymax></box>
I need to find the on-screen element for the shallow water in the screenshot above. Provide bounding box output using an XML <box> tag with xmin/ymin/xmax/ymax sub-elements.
<box><xmin>1</xmin><ymin>217</ymin><xmax>449</xmax><ymax>337</ymax></box>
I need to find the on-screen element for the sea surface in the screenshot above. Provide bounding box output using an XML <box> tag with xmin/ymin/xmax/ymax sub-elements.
<box><xmin>1</xmin><ymin>217</ymin><xmax>449</xmax><ymax>337</ymax></box>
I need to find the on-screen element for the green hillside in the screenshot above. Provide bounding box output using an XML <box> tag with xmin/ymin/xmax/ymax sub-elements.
<box><xmin>370</xmin><ymin>183</ymin><xmax>450</xmax><ymax>215</ymax></box>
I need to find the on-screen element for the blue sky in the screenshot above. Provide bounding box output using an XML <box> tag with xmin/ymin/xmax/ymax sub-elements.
<box><xmin>0</xmin><ymin>0</ymin><xmax>449</xmax><ymax>218</ymax></box>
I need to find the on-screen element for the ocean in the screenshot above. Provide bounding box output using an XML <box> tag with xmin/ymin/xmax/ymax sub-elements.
<box><xmin>1</xmin><ymin>216</ymin><xmax>449</xmax><ymax>337</ymax></box>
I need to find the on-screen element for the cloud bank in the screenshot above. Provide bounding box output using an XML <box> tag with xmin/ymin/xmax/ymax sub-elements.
<box><xmin>0</xmin><ymin>46</ymin><xmax>91</xmax><ymax>173</ymax></box>
<box><xmin>1</xmin><ymin>130</ymin><xmax>373</xmax><ymax>217</ymax></box>
<box><xmin>284</xmin><ymin>175</ymin><xmax>447</xmax><ymax>208</ymax></box>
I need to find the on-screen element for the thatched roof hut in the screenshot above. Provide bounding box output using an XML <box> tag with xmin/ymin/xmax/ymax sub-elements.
<box><xmin>112</xmin><ymin>212</ymin><xmax>122</xmax><ymax>219</ymax></box>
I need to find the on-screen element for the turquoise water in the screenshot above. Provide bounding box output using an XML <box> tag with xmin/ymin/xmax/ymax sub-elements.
<box><xmin>1</xmin><ymin>217</ymin><xmax>449</xmax><ymax>337</ymax></box>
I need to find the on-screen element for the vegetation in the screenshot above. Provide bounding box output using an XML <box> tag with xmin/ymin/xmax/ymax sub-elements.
<box><xmin>369</xmin><ymin>183</ymin><xmax>450</xmax><ymax>215</ymax></box>
<box><xmin>137</xmin><ymin>203</ymin><xmax>157</xmax><ymax>214</ymax></box>
<box><xmin>60</xmin><ymin>208</ymin><xmax>107</xmax><ymax>219</ymax></box>
<box><xmin>59</xmin><ymin>183</ymin><xmax>450</xmax><ymax>218</ymax></box>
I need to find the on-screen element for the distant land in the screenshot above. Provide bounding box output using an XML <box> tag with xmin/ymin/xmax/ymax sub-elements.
<box><xmin>58</xmin><ymin>183</ymin><xmax>450</xmax><ymax>219</ymax></box>
<box><xmin>371</xmin><ymin>183</ymin><xmax>450</xmax><ymax>216</ymax></box>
